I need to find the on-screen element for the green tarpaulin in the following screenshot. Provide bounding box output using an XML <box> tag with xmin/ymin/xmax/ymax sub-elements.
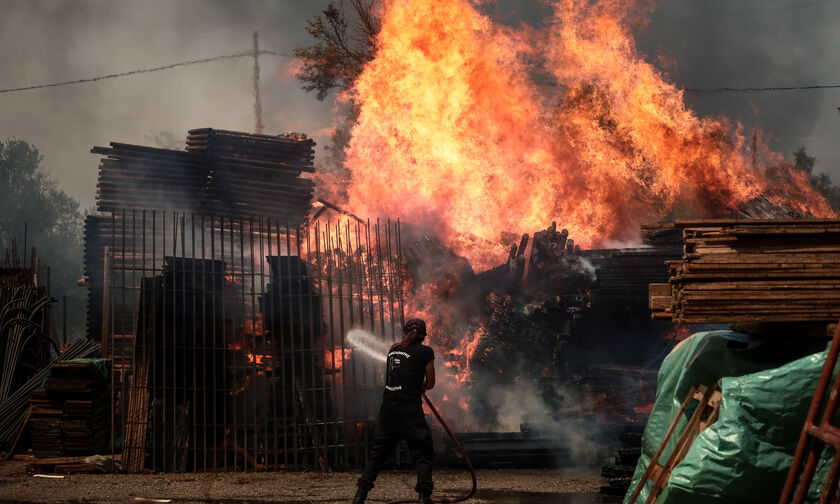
<box><xmin>625</xmin><ymin>330</ymin><xmax>831</xmax><ymax>503</ymax></box>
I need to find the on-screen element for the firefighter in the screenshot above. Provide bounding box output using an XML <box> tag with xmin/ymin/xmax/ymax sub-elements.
<box><xmin>352</xmin><ymin>318</ymin><xmax>436</xmax><ymax>504</ymax></box>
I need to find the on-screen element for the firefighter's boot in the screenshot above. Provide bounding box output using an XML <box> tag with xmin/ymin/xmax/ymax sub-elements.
<box><xmin>351</xmin><ymin>486</ymin><xmax>368</xmax><ymax>504</ymax></box>
<box><xmin>418</xmin><ymin>491</ymin><xmax>433</xmax><ymax>504</ymax></box>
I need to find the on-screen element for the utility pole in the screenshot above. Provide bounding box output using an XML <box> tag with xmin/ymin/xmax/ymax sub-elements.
<box><xmin>252</xmin><ymin>30</ymin><xmax>265</xmax><ymax>134</ymax></box>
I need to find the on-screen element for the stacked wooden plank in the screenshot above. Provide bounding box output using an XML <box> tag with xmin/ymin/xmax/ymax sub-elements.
<box><xmin>29</xmin><ymin>359</ymin><xmax>110</xmax><ymax>457</ymax></box>
<box><xmin>0</xmin><ymin>338</ymin><xmax>101</xmax><ymax>455</ymax></box>
<box><xmin>186</xmin><ymin>128</ymin><xmax>315</xmax><ymax>219</ymax></box>
<box><xmin>583</xmin><ymin>247</ymin><xmax>682</xmax><ymax>308</ymax></box>
<box><xmin>88</xmin><ymin>127</ymin><xmax>315</xmax><ymax>347</ymax></box>
<box><xmin>92</xmin><ymin>143</ymin><xmax>208</xmax><ymax>212</ymax></box>
<box><xmin>91</xmin><ymin>128</ymin><xmax>314</xmax><ymax>222</ymax></box>
<box><xmin>647</xmin><ymin>219</ymin><xmax>840</xmax><ymax>323</ymax></box>
<box><xmin>29</xmin><ymin>393</ymin><xmax>63</xmax><ymax>457</ymax></box>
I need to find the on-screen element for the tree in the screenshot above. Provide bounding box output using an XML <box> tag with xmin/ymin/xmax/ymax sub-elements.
<box><xmin>792</xmin><ymin>147</ymin><xmax>840</xmax><ymax>211</ymax></box>
<box><xmin>293</xmin><ymin>0</ymin><xmax>379</xmax><ymax>101</ymax></box>
<box><xmin>294</xmin><ymin>1</ymin><xmax>380</xmax><ymax>184</ymax></box>
<box><xmin>0</xmin><ymin>139</ymin><xmax>84</xmax><ymax>337</ymax></box>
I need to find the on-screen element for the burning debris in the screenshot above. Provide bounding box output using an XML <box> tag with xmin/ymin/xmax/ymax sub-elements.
<box><xmin>399</xmin><ymin>221</ymin><xmax>680</xmax><ymax>443</ymax></box>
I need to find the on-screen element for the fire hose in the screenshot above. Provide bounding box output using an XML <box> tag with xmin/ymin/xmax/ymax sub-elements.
<box><xmin>387</xmin><ymin>393</ymin><xmax>477</xmax><ymax>504</ymax></box>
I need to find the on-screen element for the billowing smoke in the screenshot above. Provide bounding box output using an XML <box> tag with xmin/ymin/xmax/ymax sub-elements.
<box><xmin>0</xmin><ymin>0</ymin><xmax>336</xmax><ymax>209</ymax></box>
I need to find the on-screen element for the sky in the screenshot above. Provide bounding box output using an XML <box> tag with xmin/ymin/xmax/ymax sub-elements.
<box><xmin>1</xmin><ymin>0</ymin><xmax>839</xmax><ymax>211</ymax></box>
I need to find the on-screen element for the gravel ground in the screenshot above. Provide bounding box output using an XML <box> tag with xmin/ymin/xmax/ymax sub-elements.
<box><xmin>0</xmin><ymin>458</ymin><xmax>606</xmax><ymax>503</ymax></box>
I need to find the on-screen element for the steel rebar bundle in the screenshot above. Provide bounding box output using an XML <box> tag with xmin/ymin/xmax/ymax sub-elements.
<box><xmin>0</xmin><ymin>286</ymin><xmax>55</xmax><ymax>402</ymax></box>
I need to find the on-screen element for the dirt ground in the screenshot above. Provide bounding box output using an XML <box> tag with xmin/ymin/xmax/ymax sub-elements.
<box><xmin>0</xmin><ymin>458</ymin><xmax>607</xmax><ymax>503</ymax></box>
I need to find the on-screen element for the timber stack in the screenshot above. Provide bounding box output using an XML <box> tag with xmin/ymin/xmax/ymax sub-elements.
<box><xmin>647</xmin><ymin>218</ymin><xmax>840</xmax><ymax>323</ymax></box>
<box><xmin>92</xmin><ymin>128</ymin><xmax>314</xmax><ymax>221</ymax></box>
<box><xmin>186</xmin><ymin>128</ymin><xmax>315</xmax><ymax>219</ymax></box>
<box><xmin>30</xmin><ymin>359</ymin><xmax>110</xmax><ymax>457</ymax></box>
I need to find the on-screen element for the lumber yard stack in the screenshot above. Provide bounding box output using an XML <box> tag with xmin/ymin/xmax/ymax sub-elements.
<box><xmin>30</xmin><ymin>359</ymin><xmax>110</xmax><ymax>457</ymax></box>
<box><xmin>186</xmin><ymin>128</ymin><xmax>315</xmax><ymax>219</ymax></box>
<box><xmin>647</xmin><ymin>219</ymin><xmax>840</xmax><ymax>323</ymax></box>
<box><xmin>92</xmin><ymin>128</ymin><xmax>314</xmax><ymax>221</ymax></box>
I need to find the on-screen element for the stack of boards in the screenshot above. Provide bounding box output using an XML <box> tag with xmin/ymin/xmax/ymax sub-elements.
<box><xmin>30</xmin><ymin>359</ymin><xmax>110</xmax><ymax>457</ymax></box>
<box><xmin>648</xmin><ymin>219</ymin><xmax>840</xmax><ymax>323</ymax></box>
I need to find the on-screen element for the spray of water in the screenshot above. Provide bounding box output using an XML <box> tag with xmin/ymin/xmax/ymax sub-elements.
<box><xmin>346</xmin><ymin>328</ymin><xmax>390</xmax><ymax>363</ymax></box>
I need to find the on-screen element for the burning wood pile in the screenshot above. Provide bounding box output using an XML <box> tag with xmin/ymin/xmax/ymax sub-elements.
<box><xmin>648</xmin><ymin>218</ymin><xmax>840</xmax><ymax>323</ymax></box>
<box><xmin>403</xmin><ymin>221</ymin><xmax>680</xmax><ymax>439</ymax></box>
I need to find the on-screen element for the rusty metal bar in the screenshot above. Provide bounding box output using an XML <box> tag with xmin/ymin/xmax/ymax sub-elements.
<box><xmin>229</xmin><ymin>217</ymin><xmax>238</xmax><ymax>470</ymax></box>
<box><xmin>247</xmin><ymin>217</ymin><xmax>257</xmax><ymax>469</ymax></box>
<box><xmin>219</xmin><ymin>216</ymin><xmax>228</xmax><ymax>472</ymax></box>
<box><xmin>258</xmin><ymin>217</ymin><xmax>268</xmax><ymax>469</ymax></box>
<box><xmin>385</xmin><ymin>220</ymin><xmax>396</xmax><ymax>343</ymax></box>
<box><xmin>151</xmin><ymin>210</ymin><xmax>158</xmax><ymax>470</ymax></box>
<box><xmin>275</xmin><ymin>218</ymin><xmax>288</xmax><ymax>469</ymax></box>
<box><xmin>107</xmin><ymin>212</ymin><xmax>115</xmax><ymax>463</ymax></box>
<box><xmin>375</xmin><ymin>220</ymin><xmax>386</xmax><ymax>338</ymax></box>
<box><xmin>207</xmin><ymin>215</ymin><xmax>216</xmax><ymax>470</ymax></box>
<box><xmin>781</xmin><ymin>322</ymin><xmax>840</xmax><ymax>503</ymax></box>
<box><xmin>265</xmin><ymin>218</ymin><xmax>278</xmax><ymax>469</ymax></box>
<box><xmin>396</xmin><ymin>219</ymin><xmax>405</xmax><ymax>328</ymax></box>
<box><xmin>171</xmin><ymin>212</ymin><xmax>178</xmax><ymax>471</ymax></box>
<box><xmin>285</xmin><ymin>221</ymin><xmax>298</xmax><ymax>468</ymax></box>
<box><xmin>200</xmin><ymin>214</ymin><xmax>207</xmax><ymax>471</ymax></box>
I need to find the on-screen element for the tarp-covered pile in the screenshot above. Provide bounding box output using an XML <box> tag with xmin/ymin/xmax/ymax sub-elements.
<box><xmin>626</xmin><ymin>330</ymin><xmax>832</xmax><ymax>503</ymax></box>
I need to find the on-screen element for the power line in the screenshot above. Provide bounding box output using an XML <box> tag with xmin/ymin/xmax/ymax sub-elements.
<box><xmin>683</xmin><ymin>84</ymin><xmax>840</xmax><ymax>94</ymax></box>
<box><xmin>0</xmin><ymin>50</ymin><xmax>291</xmax><ymax>95</ymax></box>
<box><xmin>1</xmin><ymin>49</ymin><xmax>838</xmax><ymax>96</ymax></box>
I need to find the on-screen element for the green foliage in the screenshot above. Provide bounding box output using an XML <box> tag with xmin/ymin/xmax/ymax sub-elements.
<box><xmin>792</xmin><ymin>146</ymin><xmax>840</xmax><ymax>211</ymax></box>
<box><xmin>295</xmin><ymin>1</ymin><xmax>380</xmax><ymax>179</ymax></box>
<box><xmin>293</xmin><ymin>0</ymin><xmax>379</xmax><ymax>102</ymax></box>
<box><xmin>0</xmin><ymin>139</ymin><xmax>84</xmax><ymax>333</ymax></box>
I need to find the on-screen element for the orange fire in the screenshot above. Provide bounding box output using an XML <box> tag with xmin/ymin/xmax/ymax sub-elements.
<box><xmin>662</xmin><ymin>324</ymin><xmax>691</xmax><ymax>341</ymax></box>
<box><xmin>336</xmin><ymin>0</ymin><xmax>834</xmax><ymax>271</ymax></box>
<box><xmin>246</xmin><ymin>353</ymin><xmax>272</xmax><ymax>365</ymax></box>
<box><xmin>242</xmin><ymin>314</ymin><xmax>266</xmax><ymax>337</ymax></box>
<box><xmin>443</xmin><ymin>327</ymin><xmax>482</xmax><ymax>385</ymax></box>
<box><xmin>324</xmin><ymin>347</ymin><xmax>354</xmax><ymax>372</ymax></box>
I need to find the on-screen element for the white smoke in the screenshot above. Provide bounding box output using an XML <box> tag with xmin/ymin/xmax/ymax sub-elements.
<box><xmin>487</xmin><ymin>379</ymin><xmax>608</xmax><ymax>467</ymax></box>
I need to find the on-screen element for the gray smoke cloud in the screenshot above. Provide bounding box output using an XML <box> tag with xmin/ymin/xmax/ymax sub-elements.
<box><xmin>638</xmin><ymin>0</ymin><xmax>840</xmax><ymax>176</ymax></box>
<box><xmin>0</xmin><ymin>0</ymin><xmax>335</xmax><ymax>209</ymax></box>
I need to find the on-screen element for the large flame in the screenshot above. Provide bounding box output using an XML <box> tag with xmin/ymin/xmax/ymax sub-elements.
<box><xmin>340</xmin><ymin>0</ymin><xmax>834</xmax><ymax>270</ymax></box>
